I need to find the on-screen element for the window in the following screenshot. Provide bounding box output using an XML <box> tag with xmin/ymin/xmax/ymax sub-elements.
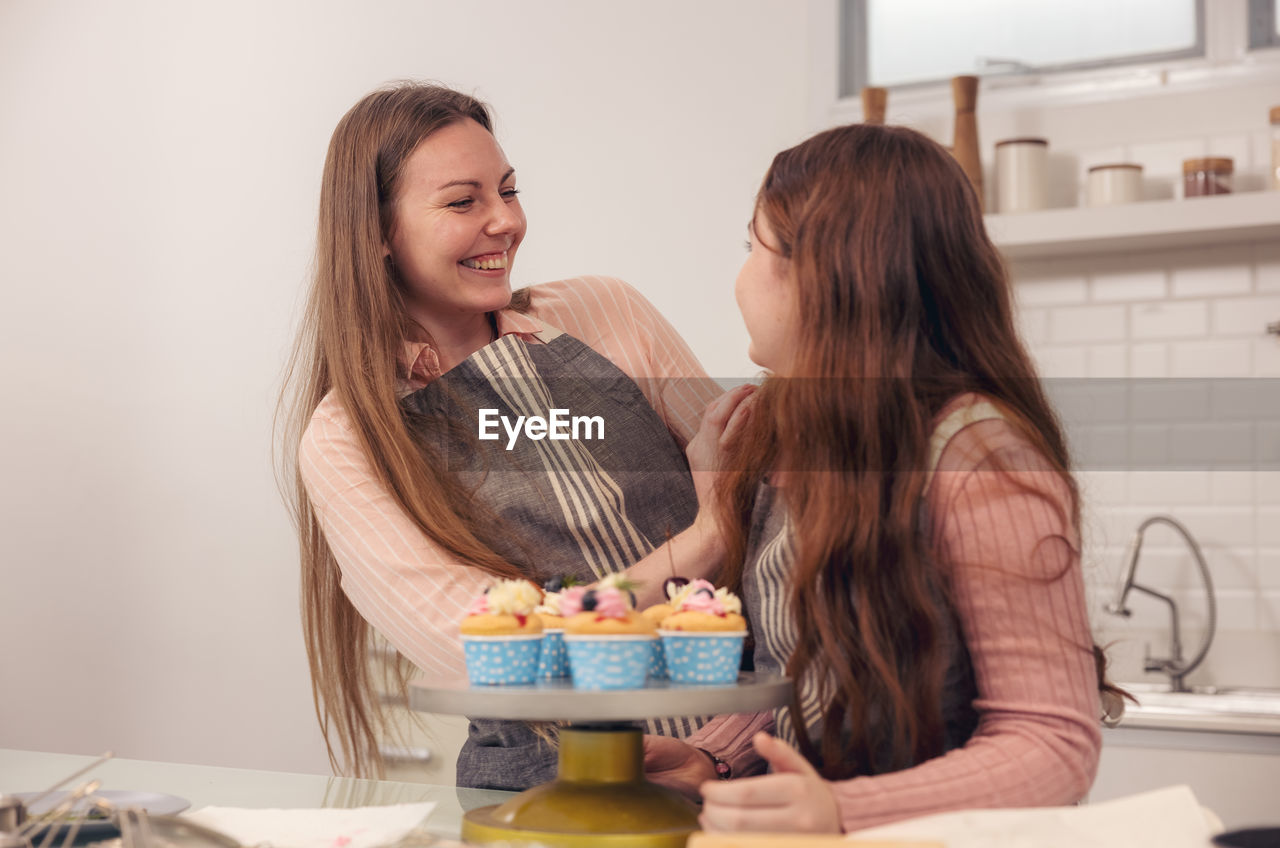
<box><xmin>840</xmin><ymin>0</ymin><xmax>1204</xmax><ymax>96</ymax></box>
<box><xmin>1250</xmin><ymin>0</ymin><xmax>1280</xmax><ymax>49</ymax></box>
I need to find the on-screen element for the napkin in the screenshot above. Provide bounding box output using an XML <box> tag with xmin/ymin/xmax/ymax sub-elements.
<box><xmin>848</xmin><ymin>785</ymin><xmax>1220</xmax><ymax>848</ymax></box>
<box><xmin>182</xmin><ymin>802</ymin><xmax>436</xmax><ymax>848</ymax></box>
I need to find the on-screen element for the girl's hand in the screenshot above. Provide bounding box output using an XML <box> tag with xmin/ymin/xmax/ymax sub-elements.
<box><xmin>686</xmin><ymin>384</ymin><xmax>757</xmax><ymax>510</ymax></box>
<box><xmin>642</xmin><ymin>735</ymin><xmax>716</xmax><ymax>803</ymax></box>
<box><xmin>697</xmin><ymin>733</ymin><xmax>841</xmax><ymax>834</ymax></box>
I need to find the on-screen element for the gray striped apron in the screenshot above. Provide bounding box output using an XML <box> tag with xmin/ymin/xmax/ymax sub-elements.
<box><xmin>399</xmin><ymin>319</ymin><xmax>704</xmax><ymax>791</ymax></box>
<box><xmin>740</xmin><ymin>402</ymin><xmax>1003</xmax><ymax>775</ymax></box>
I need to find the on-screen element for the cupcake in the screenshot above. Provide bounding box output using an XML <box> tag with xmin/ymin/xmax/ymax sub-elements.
<box><xmin>534</xmin><ymin>575</ymin><xmax>582</xmax><ymax>679</ymax></box>
<box><xmin>659</xmin><ymin>579</ymin><xmax>747</xmax><ymax>685</ymax></box>
<box><xmin>639</xmin><ymin>577</ymin><xmax>697</xmax><ymax>680</ymax></box>
<box><xmin>562</xmin><ymin>575</ymin><xmax>655</xmax><ymax>690</ymax></box>
<box><xmin>460</xmin><ymin>579</ymin><xmax>544</xmax><ymax>685</ymax></box>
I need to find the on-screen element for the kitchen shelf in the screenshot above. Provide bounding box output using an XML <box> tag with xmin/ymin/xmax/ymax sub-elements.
<box><xmin>985</xmin><ymin>191</ymin><xmax>1280</xmax><ymax>261</ymax></box>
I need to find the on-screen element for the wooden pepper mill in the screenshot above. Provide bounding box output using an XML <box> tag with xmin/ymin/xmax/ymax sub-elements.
<box><xmin>950</xmin><ymin>75</ymin><xmax>983</xmax><ymax>209</ymax></box>
<box><xmin>861</xmin><ymin>86</ymin><xmax>887</xmax><ymax>124</ymax></box>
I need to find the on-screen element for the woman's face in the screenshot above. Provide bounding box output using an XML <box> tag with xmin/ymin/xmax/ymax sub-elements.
<box><xmin>735</xmin><ymin>209</ymin><xmax>796</xmax><ymax>374</ymax></box>
<box><xmin>385</xmin><ymin>118</ymin><xmax>526</xmax><ymax>330</ymax></box>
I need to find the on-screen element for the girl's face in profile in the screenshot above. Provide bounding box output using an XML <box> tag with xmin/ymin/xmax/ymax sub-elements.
<box><xmin>735</xmin><ymin>209</ymin><xmax>796</xmax><ymax>374</ymax></box>
<box><xmin>384</xmin><ymin>118</ymin><xmax>527</xmax><ymax>330</ymax></box>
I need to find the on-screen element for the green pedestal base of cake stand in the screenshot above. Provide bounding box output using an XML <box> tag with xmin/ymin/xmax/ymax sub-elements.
<box><xmin>409</xmin><ymin>673</ymin><xmax>792</xmax><ymax>848</ymax></box>
<box><xmin>461</xmin><ymin>725</ymin><xmax>696</xmax><ymax>848</ymax></box>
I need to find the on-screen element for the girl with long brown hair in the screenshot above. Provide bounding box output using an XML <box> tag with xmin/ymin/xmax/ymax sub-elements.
<box><xmin>644</xmin><ymin>123</ymin><xmax>1113</xmax><ymax>832</ymax></box>
<box><xmin>278</xmin><ymin>81</ymin><xmax>740</xmax><ymax>790</ymax></box>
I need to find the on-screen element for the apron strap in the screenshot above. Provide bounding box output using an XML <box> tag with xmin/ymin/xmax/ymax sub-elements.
<box><xmin>922</xmin><ymin>399</ymin><xmax>1006</xmax><ymax>494</ymax></box>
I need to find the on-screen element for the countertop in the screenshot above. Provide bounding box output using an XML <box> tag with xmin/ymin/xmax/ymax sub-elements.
<box><xmin>0</xmin><ymin>748</ymin><xmax>512</xmax><ymax>841</ymax></box>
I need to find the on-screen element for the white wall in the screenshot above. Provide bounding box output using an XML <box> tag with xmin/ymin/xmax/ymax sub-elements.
<box><xmin>0</xmin><ymin>0</ymin><xmax>810</xmax><ymax>773</ymax></box>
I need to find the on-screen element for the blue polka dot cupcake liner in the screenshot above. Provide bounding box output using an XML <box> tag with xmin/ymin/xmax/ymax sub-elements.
<box><xmin>658</xmin><ymin>630</ymin><xmax>746</xmax><ymax>685</ymax></box>
<box><xmin>537</xmin><ymin>629</ymin><xmax>571</xmax><ymax>679</ymax></box>
<box><xmin>647</xmin><ymin>638</ymin><xmax>669</xmax><ymax>680</ymax></box>
<box><xmin>461</xmin><ymin>634</ymin><xmax>543</xmax><ymax>685</ymax></box>
<box><xmin>564</xmin><ymin>634</ymin><xmax>654</xmax><ymax>690</ymax></box>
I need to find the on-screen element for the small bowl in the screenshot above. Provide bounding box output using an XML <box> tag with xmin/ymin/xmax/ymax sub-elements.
<box><xmin>659</xmin><ymin>630</ymin><xmax>746</xmax><ymax>685</ymax></box>
<box><xmin>564</xmin><ymin>634</ymin><xmax>653</xmax><ymax>690</ymax></box>
<box><xmin>461</xmin><ymin>634</ymin><xmax>543</xmax><ymax>685</ymax></box>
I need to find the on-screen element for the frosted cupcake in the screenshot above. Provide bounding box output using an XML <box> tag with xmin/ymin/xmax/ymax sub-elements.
<box><xmin>639</xmin><ymin>577</ymin><xmax>697</xmax><ymax>680</ymax></box>
<box><xmin>534</xmin><ymin>575</ymin><xmax>582</xmax><ymax>679</ymax></box>
<box><xmin>659</xmin><ymin>579</ymin><xmax>747</xmax><ymax>685</ymax></box>
<box><xmin>562</xmin><ymin>575</ymin><xmax>655</xmax><ymax>690</ymax></box>
<box><xmin>460</xmin><ymin>579</ymin><xmax>544</xmax><ymax>685</ymax></box>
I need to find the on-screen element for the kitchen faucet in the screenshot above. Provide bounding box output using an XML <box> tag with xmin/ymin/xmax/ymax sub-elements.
<box><xmin>1104</xmin><ymin>515</ymin><xmax>1216</xmax><ymax>692</ymax></box>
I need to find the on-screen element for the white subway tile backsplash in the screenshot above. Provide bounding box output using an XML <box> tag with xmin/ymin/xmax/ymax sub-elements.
<box><xmin>1016</xmin><ymin>307</ymin><xmax>1050</xmax><ymax>348</ymax></box>
<box><xmin>1259</xmin><ymin>508</ymin><xmax>1280</xmax><ymax>547</ymax></box>
<box><xmin>1010</xmin><ymin>124</ymin><xmax>1277</xmax><ymax>647</ymax></box>
<box><xmin>1125</xmin><ymin>545</ymin><xmax>1256</xmax><ymax>592</ymax></box>
<box><xmin>1213</xmin><ymin>297</ymin><xmax>1280</xmax><ymax>336</ymax></box>
<box><xmin>1260</xmin><ymin>473</ymin><xmax>1280</xmax><ymax>505</ymax></box>
<box><xmin>1131</xmin><ymin>301</ymin><xmax>1207</xmax><ymax>340</ymax></box>
<box><xmin>1210</xmin><ymin>471</ymin><xmax>1256</xmax><ymax>505</ymax></box>
<box><xmin>1050</xmin><ymin>304</ymin><xmax>1127</xmax><ymax>343</ymax></box>
<box><xmin>1173</xmin><ymin>508</ymin><xmax>1256</xmax><ymax>548</ymax></box>
<box><xmin>1258</xmin><ymin>550</ymin><xmax>1280</xmax><ymax>590</ymax></box>
<box><xmin>1171</xmin><ymin>256</ymin><xmax>1252</xmax><ymax>298</ymax></box>
<box><xmin>1091</xmin><ymin>268</ymin><xmax>1168</xmax><ymax>303</ymax></box>
<box><xmin>1256</xmin><ymin>242</ymin><xmax>1280</xmax><ymax>293</ymax></box>
<box><xmin>1170</xmin><ymin>340</ymin><xmax>1252</xmax><ymax>377</ymax></box>
<box><xmin>1018</xmin><ymin>276</ymin><xmax>1089</xmax><ymax>307</ymax></box>
<box><xmin>1253</xmin><ymin>338</ymin><xmax>1280</xmax><ymax>377</ymax></box>
<box><xmin>1079</xmin><ymin>470</ymin><xmax>1127</xmax><ymax>503</ymax></box>
<box><xmin>1259</xmin><ymin>592</ymin><xmax>1280</xmax><ymax>632</ymax></box>
<box><xmin>1033</xmin><ymin>346</ymin><xmax>1088</xmax><ymax>378</ymax></box>
<box><xmin>1128</xmin><ymin>471</ymin><xmax>1210</xmax><ymax>505</ymax></box>
<box><xmin>1130</xmin><ymin>343</ymin><xmax>1168</xmax><ymax>377</ymax></box>
<box><xmin>1088</xmin><ymin>344</ymin><xmax>1128</xmax><ymax>378</ymax></box>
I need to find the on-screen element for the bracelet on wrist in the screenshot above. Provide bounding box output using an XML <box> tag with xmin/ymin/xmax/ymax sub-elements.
<box><xmin>696</xmin><ymin>747</ymin><xmax>732</xmax><ymax>780</ymax></box>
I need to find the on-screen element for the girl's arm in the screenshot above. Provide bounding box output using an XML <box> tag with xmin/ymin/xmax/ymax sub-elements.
<box><xmin>824</xmin><ymin>428</ymin><xmax>1102</xmax><ymax>832</ymax></box>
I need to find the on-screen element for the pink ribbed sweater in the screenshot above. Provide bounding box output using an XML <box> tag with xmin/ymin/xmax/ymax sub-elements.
<box><xmin>688</xmin><ymin>406</ymin><xmax>1103</xmax><ymax>833</ymax></box>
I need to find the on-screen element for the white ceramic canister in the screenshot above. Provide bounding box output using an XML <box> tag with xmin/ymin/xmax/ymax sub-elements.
<box><xmin>1086</xmin><ymin>163</ymin><xmax>1143</xmax><ymax>207</ymax></box>
<box><xmin>995</xmin><ymin>137</ymin><xmax>1049</xmax><ymax>213</ymax></box>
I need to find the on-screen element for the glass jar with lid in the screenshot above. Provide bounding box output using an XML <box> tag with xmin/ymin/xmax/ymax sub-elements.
<box><xmin>1182</xmin><ymin>157</ymin><xmax>1233</xmax><ymax>198</ymax></box>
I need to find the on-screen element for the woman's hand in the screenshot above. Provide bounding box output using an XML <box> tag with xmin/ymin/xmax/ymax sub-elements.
<box><xmin>686</xmin><ymin>384</ymin><xmax>757</xmax><ymax>513</ymax></box>
<box><xmin>697</xmin><ymin>733</ymin><xmax>841</xmax><ymax>834</ymax></box>
<box><xmin>643</xmin><ymin>735</ymin><xmax>716</xmax><ymax>803</ymax></box>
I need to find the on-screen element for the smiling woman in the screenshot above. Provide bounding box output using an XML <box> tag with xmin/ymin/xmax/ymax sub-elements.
<box><xmin>277</xmin><ymin>81</ymin><xmax>731</xmax><ymax>792</ymax></box>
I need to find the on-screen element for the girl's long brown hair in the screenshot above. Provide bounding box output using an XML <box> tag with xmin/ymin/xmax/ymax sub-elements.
<box><xmin>277</xmin><ymin>82</ymin><xmax>531</xmax><ymax>776</ymax></box>
<box><xmin>717</xmin><ymin>123</ymin><xmax>1117</xmax><ymax>778</ymax></box>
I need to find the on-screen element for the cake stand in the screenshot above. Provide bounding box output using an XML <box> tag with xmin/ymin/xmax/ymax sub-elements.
<box><xmin>409</xmin><ymin>672</ymin><xmax>790</xmax><ymax>848</ymax></box>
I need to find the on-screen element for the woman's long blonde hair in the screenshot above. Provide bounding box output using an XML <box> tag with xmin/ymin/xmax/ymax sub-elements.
<box><xmin>277</xmin><ymin>82</ymin><xmax>528</xmax><ymax>776</ymax></box>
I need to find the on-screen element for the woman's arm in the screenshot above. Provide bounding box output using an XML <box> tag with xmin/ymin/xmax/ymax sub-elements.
<box><xmin>299</xmin><ymin>397</ymin><xmax>487</xmax><ymax>677</ymax></box>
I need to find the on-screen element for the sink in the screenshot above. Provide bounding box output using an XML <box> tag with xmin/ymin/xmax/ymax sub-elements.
<box><xmin>1116</xmin><ymin>682</ymin><xmax>1280</xmax><ymax>733</ymax></box>
<box><xmin>1123</xmin><ymin>683</ymin><xmax>1280</xmax><ymax>717</ymax></box>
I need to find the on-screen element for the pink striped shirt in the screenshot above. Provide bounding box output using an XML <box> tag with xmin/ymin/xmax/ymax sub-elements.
<box><xmin>689</xmin><ymin>404</ymin><xmax>1103</xmax><ymax>832</ymax></box>
<box><xmin>299</xmin><ymin>276</ymin><xmax>719</xmax><ymax>679</ymax></box>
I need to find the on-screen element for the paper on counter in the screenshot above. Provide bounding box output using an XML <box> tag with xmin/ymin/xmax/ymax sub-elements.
<box><xmin>848</xmin><ymin>785</ymin><xmax>1219</xmax><ymax>848</ymax></box>
<box><xmin>182</xmin><ymin>802</ymin><xmax>436</xmax><ymax>848</ymax></box>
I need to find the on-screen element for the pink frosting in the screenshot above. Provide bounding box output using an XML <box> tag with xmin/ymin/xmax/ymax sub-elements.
<box><xmin>557</xmin><ymin>586</ymin><xmax>587</xmax><ymax>617</ymax></box>
<box><xmin>593</xmin><ymin>587</ymin><xmax>629</xmax><ymax>619</ymax></box>
<box><xmin>468</xmin><ymin>594</ymin><xmax>490</xmax><ymax>616</ymax></box>
<box><xmin>675</xmin><ymin>579</ymin><xmax>726</xmax><ymax>615</ymax></box>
